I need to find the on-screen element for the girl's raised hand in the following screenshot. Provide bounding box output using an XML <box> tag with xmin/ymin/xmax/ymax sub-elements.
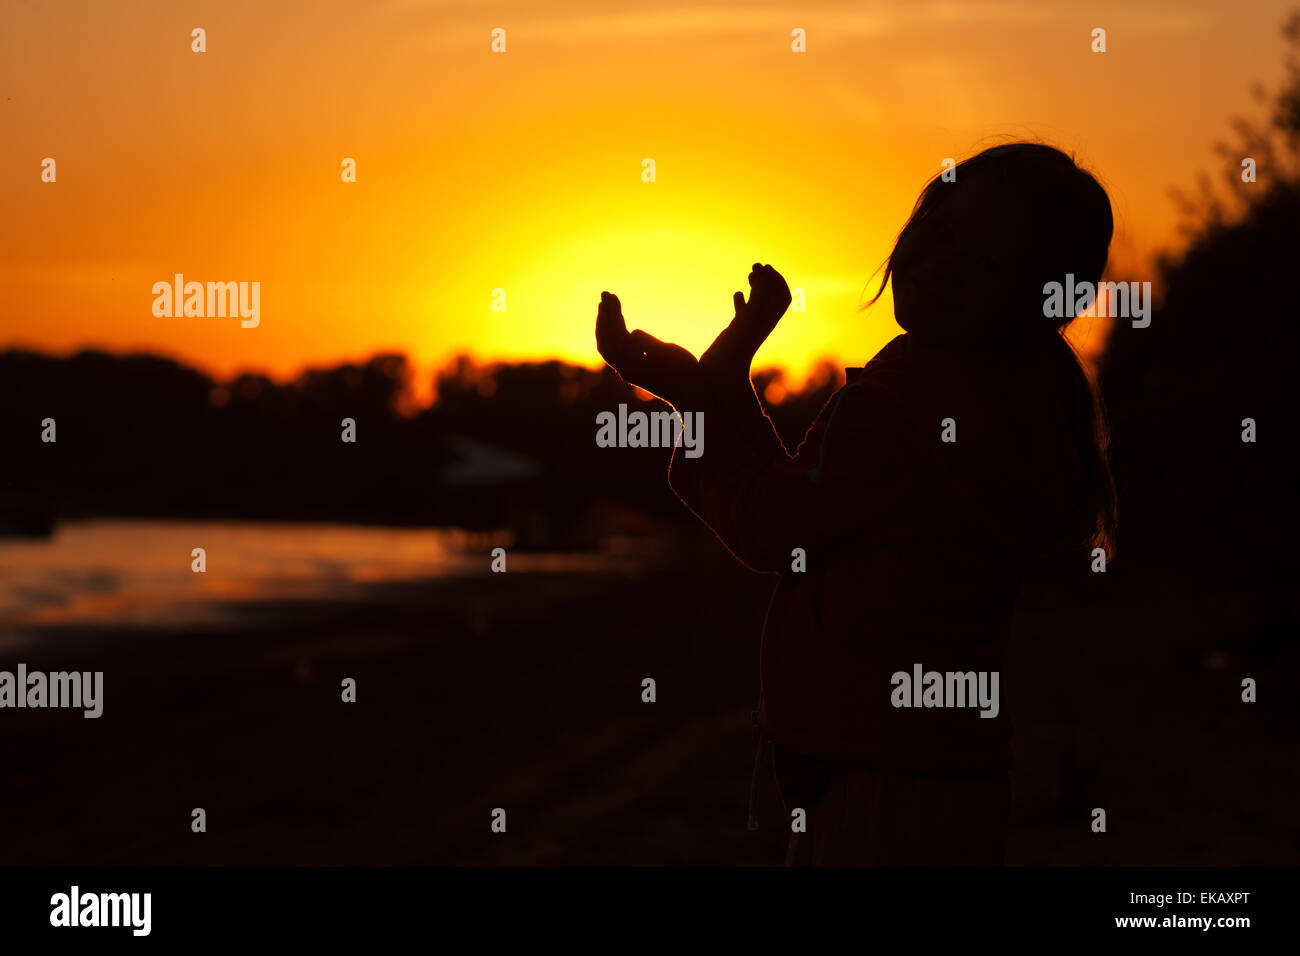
<box><xmin>595</xmin><ymin>291</ymin><xmax>701</xmax><ymax>407</ymax></box>
<box><xmin>700</xmin><ymin>263</ymin><xmax>792</xmax><ymax>382</ymax></box>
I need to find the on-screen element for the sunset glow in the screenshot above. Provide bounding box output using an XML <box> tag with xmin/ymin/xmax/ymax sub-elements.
<box><xmin>2</xmin><ymin>0</ymin><xmax>1292</xmax><ymax>393</ymax></box>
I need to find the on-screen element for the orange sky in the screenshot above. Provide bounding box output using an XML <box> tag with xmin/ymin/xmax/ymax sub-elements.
<box><xmin>1</xmin><ymin>0</ymin><xmax>1293</xmax><ymax>399</ymax></box>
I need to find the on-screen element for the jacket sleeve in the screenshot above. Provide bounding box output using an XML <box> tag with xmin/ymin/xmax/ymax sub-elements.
<box><xmin>668</xmin><ymin>375</ymin><xmax>909</xmax><ymax>573</ymax></box>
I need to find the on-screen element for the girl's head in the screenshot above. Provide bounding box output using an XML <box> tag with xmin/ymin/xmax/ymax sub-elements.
<box><xmin>873</xmin><ymin>143</ymin><xmax>1113</xmax><ymax>347</ymax></box>
<box><xmin>869</xmin><ymin>142</ymin><xmax>1118</xmax><ymax>554</ymax></box>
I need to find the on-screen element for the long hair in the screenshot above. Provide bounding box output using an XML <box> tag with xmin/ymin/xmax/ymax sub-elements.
<box><xmin>864</xmin><ymin>143</ymin><xmax>1118</xmax><ymax>555</ymax></box>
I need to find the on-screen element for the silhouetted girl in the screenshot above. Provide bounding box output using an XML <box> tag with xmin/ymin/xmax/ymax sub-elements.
<box><xmin>596</xmin><ymin>142</ymin><xmax>1117</xmax><ymax>865</ymax></box>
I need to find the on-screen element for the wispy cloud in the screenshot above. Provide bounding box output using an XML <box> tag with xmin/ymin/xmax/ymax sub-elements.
<box><xmin>394</xmin><ymin>0</ymin><xmax>1212</xmax><ymax>47</ymax></box>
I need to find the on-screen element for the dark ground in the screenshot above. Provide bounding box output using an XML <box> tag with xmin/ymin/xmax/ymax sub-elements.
<box><xmin>1</xmin><ymin>530</ymin><xmax>1294</xmax><ymax>866</ymax></box>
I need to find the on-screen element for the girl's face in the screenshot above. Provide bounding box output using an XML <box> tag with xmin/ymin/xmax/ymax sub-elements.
<box><xmin>889</xmin><ymin>170</ymin><xmax>1039</xmax><ymax>347</ymax></box>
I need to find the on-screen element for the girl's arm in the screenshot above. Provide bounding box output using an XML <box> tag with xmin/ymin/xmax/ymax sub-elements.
<box><xmin>668</xmin><ymin>378</ymin><xmax>908</xmax><ymax>573</ymax></box>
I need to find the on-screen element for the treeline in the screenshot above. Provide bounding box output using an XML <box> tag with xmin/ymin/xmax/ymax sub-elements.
<box><xmin>1097</xmin><ymin>10</ymin><xmax>1300</xmax><ymax>587</ymax></box>
<box><xmin>0</xmin><ymin>347</ymin><xmax>843</xmax><ymax>546</ymax></box>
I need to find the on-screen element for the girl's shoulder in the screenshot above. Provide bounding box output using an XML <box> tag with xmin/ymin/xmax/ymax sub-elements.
<box><xmin>865</xmin><ymin>333</ymin><xmax>911</xmax><ymax>368</ymax></box>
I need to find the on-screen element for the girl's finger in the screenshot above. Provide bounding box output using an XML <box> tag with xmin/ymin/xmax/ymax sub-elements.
<box><xmin>598</xmin><ymin>292</ymin><xmax>626</xmax><ymax>329</ymax></box>
<box><xmin>734</xmin><ymin>291</ymin><xmax>746</xmax><ymax>314</ymax></box>
<box><xmin>595</xmin><ymin>293</ymin><xmax>629</xmax><ymax>357</ymax></box>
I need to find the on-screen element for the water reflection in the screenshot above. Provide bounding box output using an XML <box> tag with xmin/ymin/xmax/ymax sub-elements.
<box><xmin>0</xmin><ymin>520</ymin><xmax>628</xmax><ymax>632</ymax></box>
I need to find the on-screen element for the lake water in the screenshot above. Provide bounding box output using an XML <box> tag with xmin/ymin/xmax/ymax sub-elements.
<box><xmin>0</xmin><ymin>519</ymin><xmax>620</xmax><ymax>633</ymax></box>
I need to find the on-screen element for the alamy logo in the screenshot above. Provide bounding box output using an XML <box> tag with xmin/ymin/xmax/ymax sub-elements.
<box><xmin>1042</xmin><ymin>273</ymin><xmax>1152</xmax><ymax>328</ymax></box>
<box><xmin>0</xmin><ymin>664</ymin><xmax>103</xmax><ymax>718</ymax></box>
<box><xmin>890</xmin><ymin>663</ymin><xmax>999</xmax><ymax>718</ymax></box>
<box><xmin>50</xmin><ymin>886</ymin><xmax>151</xmax><ymax>936</ymax></box>
<box><xmin>595</xmin><ymin>403</ymin><xmax>704</xmax><ymax>459</ymax></box>
<box><xmin>152</xmin><ymin>274</ymin><xmax>260</xmax><ymax>328</ymax></box>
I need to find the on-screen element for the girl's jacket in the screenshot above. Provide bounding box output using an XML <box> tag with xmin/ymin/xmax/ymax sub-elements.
<box><xmin>668</xmin><ymin>332</ymin><xmax>1094</xmax><ymax>781</ymax></box>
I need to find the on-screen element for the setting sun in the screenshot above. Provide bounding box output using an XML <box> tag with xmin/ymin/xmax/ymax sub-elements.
<box><xmin>2</xmin><ymin>0</ymin><xmax>1293</xmax><ymax>390</ymax></box>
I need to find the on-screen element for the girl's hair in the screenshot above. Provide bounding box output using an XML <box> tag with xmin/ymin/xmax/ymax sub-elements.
<box><xmin>864</xmin><ymin>142</ymin><xmax>1118</xmax><ymax>555</ymax></box>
